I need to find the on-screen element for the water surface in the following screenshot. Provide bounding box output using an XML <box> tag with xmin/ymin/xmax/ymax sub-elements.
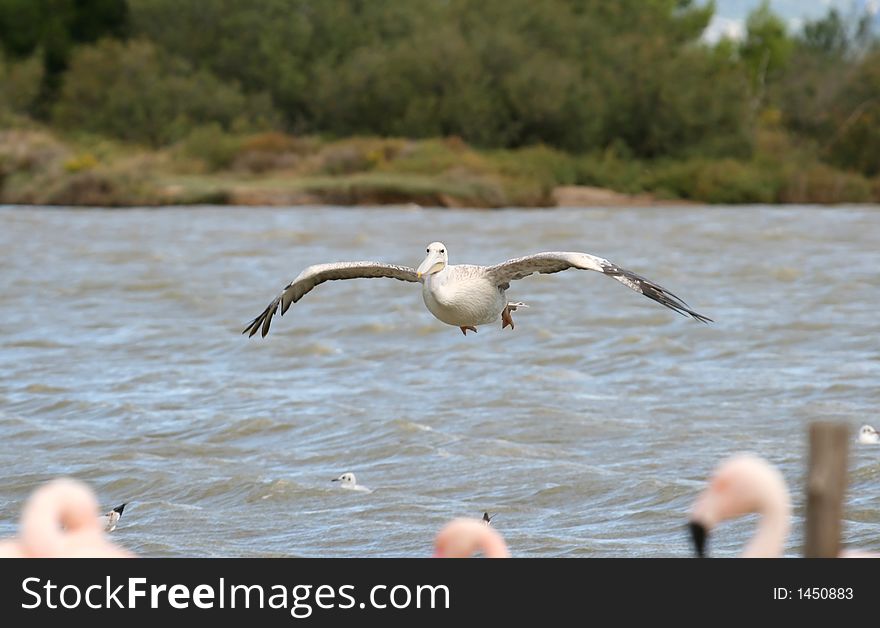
<box><xmin>1</xmin><ymin>205</ymin><xmax>878</xmax><ymax>557</ymax></box>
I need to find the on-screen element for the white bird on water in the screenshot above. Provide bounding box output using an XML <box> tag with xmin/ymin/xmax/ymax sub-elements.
<box><xmin>858</xmin><ymin>425</ymin><xmax>879</xmax><ymax>444</ymax></box>
<box><xmin>99</xmin><ymin>503</ymin><xmax>126</xmax><ymax>532</ymax></box>
<box><xmin>331</xmin><ymin>473</ymin><xmax>371</xmax><ymax>493</ymax></box>
<box><xmin>243</xmin><ymin>242</ymin><xmax>711</xmax><ymax>337</ymax></box>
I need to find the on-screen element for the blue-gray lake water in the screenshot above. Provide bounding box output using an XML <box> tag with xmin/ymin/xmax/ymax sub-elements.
<box><xmin>0</xmin><ymin>205</ymin><xmax>878</xmax><ymax>557</ymax></box>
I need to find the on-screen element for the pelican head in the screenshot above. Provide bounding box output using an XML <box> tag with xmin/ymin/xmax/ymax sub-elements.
<box><xmin>417</xmin><ymin>242</ymin><xmax>448</xmax><ymax>279</ymax></box>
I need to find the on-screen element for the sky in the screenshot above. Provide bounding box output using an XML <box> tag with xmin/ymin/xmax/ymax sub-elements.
<box><xmin>703</xmin><ymin>0</ymin><xmax>880</xmax><ymax>42</ymax></box>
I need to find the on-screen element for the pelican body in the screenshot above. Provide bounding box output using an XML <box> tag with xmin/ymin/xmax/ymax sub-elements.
<box><xmin>421</xmin><ymin>265</ymin><xmax>504</xmax><ymax>327</ymax></box>
<box><xmin>243</xmin><ymin>241</ymin><xmax>711</xmax><ymax>338</ymax></box>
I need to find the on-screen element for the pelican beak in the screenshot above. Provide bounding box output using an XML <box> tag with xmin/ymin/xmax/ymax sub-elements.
<box><xmin>688</xmin><ymin>521</ymin><xmax>708</xmax><ymax>558</ymax></box>
<box><xmin>417</xmin><ymin>253</ymin><xmax>443</xmax><ymax>279</ymax></box>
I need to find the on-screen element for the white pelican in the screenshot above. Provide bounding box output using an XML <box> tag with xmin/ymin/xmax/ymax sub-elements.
<box><xmin>100</xmin><ymin>503</ymin><xmax>126</xmax><ymax>532</ymax></box>
<box><xmin>331</xmin><ymin>473</ymin><xmax>371</xmax><ymax>493</ymax></box>
<box><xmin>857</xmin><ymin>425</ymin><xmax>879</xmax><ymax>444</ymax></box>
<box><xmin>243</xmin><ymin>242</ymin><xmax>711</xmax><ymax>337</ymax></box>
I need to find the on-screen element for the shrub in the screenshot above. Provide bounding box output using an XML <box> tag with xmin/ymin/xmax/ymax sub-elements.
<box><xmin>0</xmin><ymin>52</ymin><xmax>43</xmax><ymax>114</ymax></box>
<box><xmin>179</xmin><ymin>124</ymin><xmax>242</xmax><ymax>172</ymax></box>
<box><xmin>63</xmin><ymin>153</ymin><xmax>99</xmax><ymax>173</ymax></box>
<box><xmin>574</xmin><ymin>150</ymin><xmax>646</xmax><ymax>195</ymax></box>
<box><xmin>779</xmin><ymin>162</ymin><xmax>874</xmax><ymax>203</ymax></box>
<box><xmin>385</xmin><ymin>138</ymin><xmax>488</xmax><ymax>175</ymax></box>
<box><xmin>231</xmin><ymin>131</ymin><xmax>309</xmax><ymax>173</ymax></box>
<box><xmin>488</xmin><ymin>145</ymin><xmax>578</xmax><ymax>188</ymax></box>
<box><xmin>53</xmin><ymin>39</ymin><xmax>279</xmax><ymax>146</ymax></box>
<box><xmin>239</xmin><ymin>132</ymin><xmax>298</xmax><ymax>154</ymax></box>
<box><xmin>0</xmin><ymin>129</ymin><xmax>67</xmax><ymax>176</ymax></box>
<box><xmin>312</xmin><ymin>138</ymin><xmax>405</xmax><ymax>175</ymax></box>
<box><xmin>644</xmin><ymin>159</ymin><xmax>779</xmax><ymax>203</ymax></box>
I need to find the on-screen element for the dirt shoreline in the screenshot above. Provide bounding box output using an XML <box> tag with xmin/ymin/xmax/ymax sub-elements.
<box><xmin>4</xmin><ymin>129</ymin><xmax>876</xmax><ymax>207</ymax></box>
<box><xmin>551</xmin><ymin>186</ymin><xmax>700</xmax><ymax>207</ymax></box>
<box><xmin>220</xmin><ymin>184</ymin><xmax>699</xmax><ymax>208</ymax></box>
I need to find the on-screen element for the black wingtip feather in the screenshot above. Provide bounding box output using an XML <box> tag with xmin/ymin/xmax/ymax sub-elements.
<box><xmin>242</xmin><ymin>317</ymin><xmax>258</xmax><ymax>336</ymax></box>
<box><xmin>242</xmin><ymin>301</ymin><xmax>279</xmax><ymax>338</ymax></box>
<box><xmin>243</xmin><ymin>315</ymin><xmax>261</xmax><ymax>337</ymax></box>
<box><xmin>603</xmin><ymin>264</ymin><xmax>713</xmax><ymax>323</ymax></box>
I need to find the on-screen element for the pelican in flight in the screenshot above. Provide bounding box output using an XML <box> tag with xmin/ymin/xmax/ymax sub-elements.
<box><xmin>243</xmin><ymin>242</ymin><xmax>711</xmax><ymax>337</ymax></box>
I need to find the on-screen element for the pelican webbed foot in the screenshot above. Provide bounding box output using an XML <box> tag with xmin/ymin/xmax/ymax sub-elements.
<box><xmin>501</xmin><ymin>301</ymin><xmax>526</xmax><ymax>330</ymax></box>
<box><xmin>501</xmin><ymin>306</ymin><xmax>515</xmax><ymax>330</ymax></box>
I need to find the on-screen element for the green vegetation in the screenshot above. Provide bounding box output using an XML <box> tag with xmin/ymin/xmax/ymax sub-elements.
<box><xmin>53</xmin><ymin>40</ymin><xmax>277</xmax><ymax>146</ymax></box>
<box><xmin>1</xmin><ymin>0</ymin><xmax>879</xmax><ymax>206</ymax></box>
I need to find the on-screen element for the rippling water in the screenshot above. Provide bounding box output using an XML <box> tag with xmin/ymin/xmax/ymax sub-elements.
<box><xmin>0</xmin><ymin>205</ymin><xmax>878</xmax><ymax>557</ymax></box>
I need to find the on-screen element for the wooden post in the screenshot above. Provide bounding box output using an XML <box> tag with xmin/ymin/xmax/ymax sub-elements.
<box><xmin>804</xmin><ymin>422</ymin><xmax>849</xmax><ymax>558</ymax></box>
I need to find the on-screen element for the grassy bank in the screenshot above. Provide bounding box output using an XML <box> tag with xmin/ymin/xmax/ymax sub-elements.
<box><xmin>2</xmin><ymin>118</ymin><xmax>878</xmax><ymax>207</ymax></box>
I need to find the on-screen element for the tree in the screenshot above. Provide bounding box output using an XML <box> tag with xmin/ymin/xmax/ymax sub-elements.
<box><xmin>826</xmin><ymin>49</ymin><xmax>880</xmax><ymax>176</ymax></box>
<box><xmin>739</xmin><ymin>1</ymin><xmax>794</xmax><ymax>108</ymax></box>
<box><xmin>52</xmin><ymin>39</ymin><xmax>278</xmax><ymax>146</ymax></box>
<box><xmin>801</xmin><ymin>9</ymin><xmax>850</xmax><ymax>58</ymax></box>
<box><xmin>0</xmin><ymin>0</ymin><xmax>128</xmax><ymax>114</ymax></box>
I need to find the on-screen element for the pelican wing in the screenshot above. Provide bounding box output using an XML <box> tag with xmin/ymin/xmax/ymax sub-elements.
<box><xmin>485</xmin><ymin>252</ymin><xmax>711</xmax><ymax>322</ymax></box>
<box><xmin>243</xmin><ymin>262</ymin><xmax>419</xmax><ymax>337</ymax></box>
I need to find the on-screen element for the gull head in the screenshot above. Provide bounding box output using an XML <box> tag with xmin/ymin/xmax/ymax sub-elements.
<box><xmin>417</xmin><ymin>242</ymin><xmax>448</xmax><ymax>279</ymax></box>
<box><xmin>858</xmin><ymin>425</ymin><xmax>879</xmax><ymax>444</ymax></box>
<box><xmin>331</xmin><ymin>472</ymin><xmax>357</xmax><ymax>487</ymax></box>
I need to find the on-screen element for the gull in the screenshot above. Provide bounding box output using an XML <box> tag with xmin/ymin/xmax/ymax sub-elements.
<box><xmin>857</xmin><ymin>425</ymin><xmax>879</xmax><ymax>444</ymax></box>
<box><xmin>243</xmin><ymin>242</ymin><xmax>711</xmax><ymax>338</ymax></box>
<box><xmin>331</xmin><ymin>473</ymin><xmax>371</xmax><ymax>493</ymax></box>
<box><xmin>100</xmin><ymin>503</ymin><xmax>126</xmax><ymax>532</ymax></box>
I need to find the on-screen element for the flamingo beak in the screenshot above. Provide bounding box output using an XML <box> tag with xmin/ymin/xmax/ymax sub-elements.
<box><xmin>688</xmin><ymin>521</ymin><xmax>708</xmax><ymax>558</ymax></box>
